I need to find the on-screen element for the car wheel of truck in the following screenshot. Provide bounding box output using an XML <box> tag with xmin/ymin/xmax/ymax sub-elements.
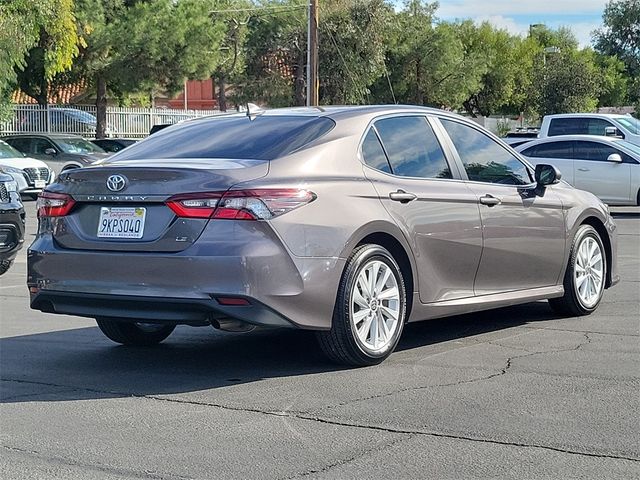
<box><xmin>317</xmin><ymin>244</ymin><xmax>406</xmax><ymax>366</ymax></box>
<box><xmin>96</xmin><ymin>318</ymin><xmax>175</xmax><ymax>346</ymax></box>
<box><xmin>549</xmin><ymin>225</ymin><xmax>606</xmax><ymax>317</ymax></box>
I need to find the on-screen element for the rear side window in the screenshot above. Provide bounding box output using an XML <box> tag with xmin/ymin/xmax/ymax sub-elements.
<box><xmin>521</xmin><ymin>141</ymin><xmax>573</xmax><ymax>158</ymax></box>
<box><xmin>373</xmin><ymin>116</ymin><xmax>452</xmax><ymax>179</ymax></box>
<box><xmin>441</xmin><ymin>119</ymin><xmax>532</xmax><ymax>185</ymax></box>
<box><xmin>548</xmin><ymin>118</ymin><xmax>587</xmax><ymax>136</ymax></box>
<box><xmin>361</xmin><ymin>129</ymin><xmax>392</xmax><ymax>173</ymax></box>
<box><xmin>111</xmin><ymin>115</ymin><xmax>335</xmax><ymax>161</ymax></box>
<box><xmin>5</xmin><ymin>138</ymin><xmax>32</xmax><ymax>153</ymax></box>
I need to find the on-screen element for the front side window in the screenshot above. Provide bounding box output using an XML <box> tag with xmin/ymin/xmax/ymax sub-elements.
<box><xmin>521</xmin><ymin>141</ymin><xmax>573</xmax><ymax>159</ymax></box>
<box><xmin>32</xmin><ymin>138</ymin><xmax>55</xmax><ymax>155</ymax></box>
<box><xmin>574</xmin><ymin>141</ymin><xmax>634</xmax><ymax>163</ymax></box>
<box><xmin>587</xmin><ymin>118</ymin><xmax>615</xmax><ymax>135</ymax></box>
<box><xmin>441</xmin><ymin>119</ymin><xmax>532</xmax><ymax>185</ymax></box>
<box><xmin>373</xmin><ymin>116</ymin><xmax>452</xmax><ymax>179</ymax></box>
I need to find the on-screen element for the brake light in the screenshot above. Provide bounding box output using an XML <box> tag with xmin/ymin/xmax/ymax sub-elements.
<box><xmin>165</xmin><ymin>192</ymin><xmax>222</xmax><ymax>218</ymax></box>
<box><xmin>37</xmin><ymin>192</ymin><xmax>76</xmax><ymax>218</ymax></box>
<box><xmin>166</xmin><ymin>189</ymin><xmax>316</xmax><ymax>220</ymax></box>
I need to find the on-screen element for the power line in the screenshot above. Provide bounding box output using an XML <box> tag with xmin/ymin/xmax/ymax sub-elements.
<box><xmin>209</xmin><ymin>4</ymin><xmax>308</xmax><ymax>15</ymax></box>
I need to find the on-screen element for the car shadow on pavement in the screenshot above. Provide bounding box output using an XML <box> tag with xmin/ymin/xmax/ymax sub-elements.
<box><xmin>0</xmin><ymin>301</ymin><xmax>562</xmax><ymax>404</ymax></box>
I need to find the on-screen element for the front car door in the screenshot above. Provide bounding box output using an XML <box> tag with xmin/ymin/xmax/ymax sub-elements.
<box><xmin>437</xmin><ymin>118</ymin><xmax>566</xmax><ymax>295</ymax></box>
<box><xmin>360</xmin><ymin>115</ymin><xmax>483</xmax><ymax>303</ymax></box>
<box><xmin>573</xmin><ymin>140</ymin><xmax>633</xmax><ymax>205</ymax></box>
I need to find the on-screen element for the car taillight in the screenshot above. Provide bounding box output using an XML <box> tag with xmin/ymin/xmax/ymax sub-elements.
<box><xmin>165</xmin><ymin>192</ymin><xmax>223</xmax><ymax>218</ymax></box>
<box><xmin>37</xmin><ymin>192</ymin><xmax>76</xmax><ymax>218</ymax></box>
<box><xmin>166</xmin><ymin>189</ymin><xmax>316</xmax><ymax>220</ymax></box>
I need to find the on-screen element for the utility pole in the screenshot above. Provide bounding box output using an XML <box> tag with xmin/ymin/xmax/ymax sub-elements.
<box><xmin>306</xmin><ymin>0</ymin><xmax>319</xmax><ymax>106</ymax></box>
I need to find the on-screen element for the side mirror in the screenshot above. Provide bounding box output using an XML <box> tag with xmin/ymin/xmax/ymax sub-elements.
<box><xmin>44</xmin><ymin>148</ymin><xmax>57</xmax><ymax>156</ymax></box>
<box><xmin>607</xmin><ymin>153</ymin><xmax>622</xmax><ymax>163</ymax></box>
<box><xmin>604</xmin><ymin>126</ymin><xmax>623</xmax><ymax>138</ymax></box>
<box><xmin>535</xmin><ymin>164</ymin><xmax>561</xmax><ymax>187</ymax></box>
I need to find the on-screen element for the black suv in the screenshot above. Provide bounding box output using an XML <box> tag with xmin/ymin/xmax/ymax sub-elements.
<box><xmin>0</xmin><ymin>172</ymin><xmax>25</xmax><ymax>275</ymax></box>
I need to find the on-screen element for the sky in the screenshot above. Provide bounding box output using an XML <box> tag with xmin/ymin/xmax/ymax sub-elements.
<box><xmin>424</xmin><ymin>0</ymin><xmax>609</xmax><ymax>47</ymax></box>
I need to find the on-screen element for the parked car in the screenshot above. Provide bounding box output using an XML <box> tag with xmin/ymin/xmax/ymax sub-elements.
<box><xmin>1</xmin><ymin>134</ymin><xmax>110</xmax><ymax>175</ymax></box>
<box><xmin>29</xmin><ymin>106</ymin><xmax>618</xmax><ymax>366</ymax></box>
<box><xmin>501</xmin><ymin>130</ymin><xmax>539</xmax><ymax>148</ymax></box>
<box><xmin>149</xmin><ymin>124</ymin><xmax>172</xmax><ymax>135</ymax></box>
<box><xmin>516</xmin><ymin>135</ymin><xmax>640</xmax><ymax>206</ymax></box>
<box><xmin>539</xmin><ymin>113</ymin><xmax>640</xmax><ymax>146</ymax></box>
<box><xmin>91</xmin><ymin>138</ymin><xmax>137</xmax><ymax>153</ymax></box>
<box><xmin>0</xmin><ymin>140</ymin><xmax>54</xmax><ymax>198</ymax></box>
<box><xmin>17</xmin><ymin>107</ymin><xmax>117</xmax><ymax>137</ymax></box>
<box><xmin>0</xmin><ymin>172</ymin><xmax>25</xmax><ymax>275</ymax></box>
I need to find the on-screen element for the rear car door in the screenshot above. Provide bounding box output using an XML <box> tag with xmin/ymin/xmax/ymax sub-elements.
<box><xmin>438</xmin><ymin>118</ymin><xmax>566</xmax><ymax>295</ymax></box>
<box><xmin>573</xmin><ymin>141</ymin><xmax>632</xmax><ymax>205</ymax></box>
<box><xmin>361</xmin><ymin>115</ymin><xmax>483</xmax><ymax>303</ymax></box>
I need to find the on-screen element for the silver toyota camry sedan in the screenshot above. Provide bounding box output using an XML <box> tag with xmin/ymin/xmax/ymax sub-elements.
<box><xmin>28</xmin><ymin>106</ymin><xmax>618</xmax><ymax>365</ymax></box>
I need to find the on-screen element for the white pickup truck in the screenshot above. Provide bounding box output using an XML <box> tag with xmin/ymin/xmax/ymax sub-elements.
<box><xmin>539</xmin><ymin>113</ymin><xmax>640</xmax><ymax>146</ymax></box>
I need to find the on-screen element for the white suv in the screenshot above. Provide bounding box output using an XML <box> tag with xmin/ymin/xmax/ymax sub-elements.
<box><xmin>539</xmin><ymin>113</ymin><xmax>640</xmax><ymax>146</ymax></box>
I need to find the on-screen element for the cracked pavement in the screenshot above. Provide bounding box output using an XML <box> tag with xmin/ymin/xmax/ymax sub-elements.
<box><xmin>1</xmin><ymin>203</ymin><xmax>638</xmax><ymax>479</ymax></box>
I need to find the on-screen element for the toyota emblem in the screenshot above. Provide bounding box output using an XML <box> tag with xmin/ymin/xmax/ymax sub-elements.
<box><xmin>106</xmin><ymin>174</ymin><xmax>127</xmax><ymax>192</ymax></box>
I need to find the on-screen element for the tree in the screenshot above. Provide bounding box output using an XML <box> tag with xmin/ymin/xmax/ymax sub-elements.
<box><xmin>377</xmin><ymin>2</ymin><xmax>488</xmax><ymax>109</ymax></box>
<box><xmin>533</xmin><ymin>49</ymin><xmax>601</xmax><ymax>115</ymax></box>
<box><xmin>594</xmin><ymin>0</ymin><xmax>640</xmax><ymax>112</ymax></box>
<box><xmin>318</xmin><ymin>0</ymin><xmax>392</xmax><ymax>104</ymax></box>
<box><xmin>0</xmin><ymin>0</ymin><xmax>80</xmax><ymax>109</ymax></box>
<box><xmin>235</xmin><ymin>0</ymin><xmax>307</xmax><ymax>107</ymax></box>
<box><xmin>71</xmin><ymin>0</ymin><xmax>226</xmax><ymax>137</ymax></box>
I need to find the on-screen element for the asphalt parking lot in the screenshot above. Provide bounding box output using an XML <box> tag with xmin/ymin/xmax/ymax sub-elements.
<box><xmin>1</xmin><ymin>200</ymin><xmax>638</xmax><ymax>479</ymax></box>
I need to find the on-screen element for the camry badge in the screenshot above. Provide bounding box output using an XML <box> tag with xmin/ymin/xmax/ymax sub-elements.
<box><xmin>106</xmin><ymin>174</ymin><xmax>127</xmax><ymax>192</ymax></box>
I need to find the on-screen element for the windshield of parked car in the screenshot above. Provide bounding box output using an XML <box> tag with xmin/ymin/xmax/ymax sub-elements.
<box><xmin>616</xmin><ymin>117</ymin><xmax>640</xmax><ymax>135</ymax></box>
<box><xmin>111</xmin><ymin>115</ymin><xmax>336</xmax><ymax>161</ymax></box>
<box><xmin>616</xmin><ymin>139</ymin><xmax>640</xmax><ymax>157</ymax></box>
<box><xmin>0</xmin><ymin>140</ymin><xmax>25</xmax><ymax>159</ymax></box>
<box><xmin>60</xmin><ymin>109</ymin><xmax>98</xmax><ymax>123</ymax></box>
<box><xmin>56</xmin><ymin>137</ymin><xmax>105</xmax><ymax>154</ymax></box>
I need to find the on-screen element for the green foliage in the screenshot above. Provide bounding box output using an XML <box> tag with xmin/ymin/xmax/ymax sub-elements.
<box><xmin>0</xmin><ymin>0</ymin><xmax>80</xmax><ymax>109</ymax></box>
<box><xmin>533</xmin><ymin>49</ymin><xmax>601</xmax><ymax>115</ymax></box>
<box><xmin>319</xmin><ymin>0</ymin><xmax>392</xmax><ymax>104</ymax></box>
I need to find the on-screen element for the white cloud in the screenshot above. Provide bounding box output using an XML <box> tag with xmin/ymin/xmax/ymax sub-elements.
<box><xmin>436</xmin><ymin>0</ymin><xmax>607</xmax><ymax>18</ymax></box>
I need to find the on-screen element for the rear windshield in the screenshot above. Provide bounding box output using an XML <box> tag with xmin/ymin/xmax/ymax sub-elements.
<box><xmin>111</xmin><ymin>115</ymin><xmax>336</xmax><ymax>162</ymax></box>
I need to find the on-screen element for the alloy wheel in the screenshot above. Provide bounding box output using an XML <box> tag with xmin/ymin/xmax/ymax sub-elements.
<box><xmin>574</xmin><ymin>236</ymin><xmax>604</xmax><ymax>308</ymax></box>
<box><xmin>350</xmin><ymin>259</ymin><xmax>401</xmax><ymax>353</ymax></box>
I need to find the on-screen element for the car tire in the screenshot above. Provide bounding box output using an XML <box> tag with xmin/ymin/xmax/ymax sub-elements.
<box><xmin>549</xmin><ymin>225</ymin><xmax>606</xmax><ymax>317</ymax></box>
<box><xmin>95</xmin><ymin>318</ymin><xmax>175</xmax><ymax>346</ymax></box>
<box><xmin>0</xmin><ymin>260</ymin><xmax>12</xmax><ymax>276</ymax></box>
<box><xmin>317</xmin><ymin>244</ymin><xmax>407</xmax><ymax>366</ymax></box>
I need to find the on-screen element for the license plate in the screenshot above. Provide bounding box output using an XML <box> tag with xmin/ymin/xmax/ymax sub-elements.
<box><xmin>97</xmin><ymin>207</ymin><xmax>146</xmax><ymax>239</ymax></box>
<box><xmin>35</xmin><ymin>180</ymin><xmax>46</xmax><ymax>189</ymax></box>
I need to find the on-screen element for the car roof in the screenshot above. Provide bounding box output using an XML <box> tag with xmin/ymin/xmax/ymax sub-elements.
<box><xmin>514</xmin><ymin>135</ymin><xmax>640</xmax><ymax>156</ymax></box>
<box><xmin>544</xmin><ymin>113</ymin><xmax>629</xmax><ymax>119</ymax></box>
<box><xmin>1</xmin><ymin>133</ymin><xmax>85</xmax><ymax>139</ymax></box>
<box><xmin>191</xmin><ymin>104</ymin><xmax>470</xmax><ymax>126</ymax></box>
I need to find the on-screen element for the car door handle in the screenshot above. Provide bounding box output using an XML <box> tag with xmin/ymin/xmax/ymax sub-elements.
<box><xmin>577</xmin><ymin>168</ymin><xmax>590</xmax><ymax>172</ymax></box>
<box><xmin>479</xmin><ymin>194</ymin><xmax>501</xmax><ymax>206</ymax></box>
<box><xmin>389</xmin><ymin>190</ymin><xmax>417</xmax><ymax>203</ymax></box>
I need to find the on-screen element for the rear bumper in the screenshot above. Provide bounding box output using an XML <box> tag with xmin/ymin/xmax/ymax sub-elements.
<box><xmin>30</xmin><ymin>290</ymin><xmax>297</xmax><ymax>328</ymax></box>
<box><xmin>28</xmin><ymin>220</ymin><xmax>345</xmax><ymax>330</ymax></box>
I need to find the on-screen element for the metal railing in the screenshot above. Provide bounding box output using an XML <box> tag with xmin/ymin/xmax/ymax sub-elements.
<box><xmin>0</xmin><ymin>105</ymin><xmax>222</xmax><ymax>138</ymax></box>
